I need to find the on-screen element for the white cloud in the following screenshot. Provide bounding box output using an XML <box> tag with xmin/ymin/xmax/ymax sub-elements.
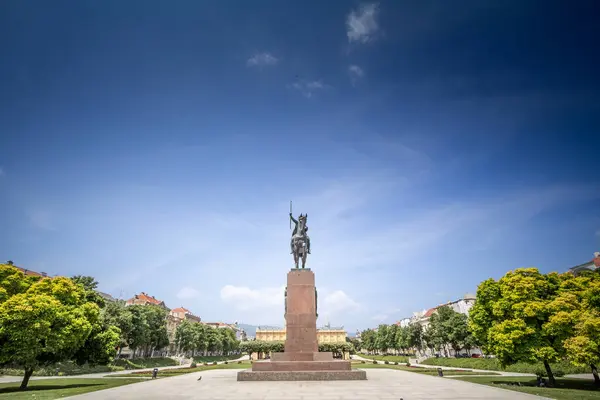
<box><xmin>177</xmin><ymin>286</ymin><xmax>200</xmax><ymax>300</ymax></box>
<box><xmin>371</xmin><ymin>314</ymin><xmax>388</xmax><ymax>322</ymax></box>
<box><xmin>246</xmin><ymin>52</ymin><xmax>279</xmax><ymax>68</ymax></box>
<box><xmin>348</xmin><ymin>65</ymin><xmax>364</xmax><ymax>85</ymax></box>
<box><xmin>322</xmin><ymin>290</ymin><xmax>361</xmax><ymax>313</ymax></box>
<box><xmin>346</xmin><ymin>3</ymin><xmax>380</xmax><ymax>44</ymax></box>
<box><xmin>288</xmin><ymin>80</ymin><xmax>328</xmax><ymax>98</ymax></box>
<box><xmin>220</xmin><ymin>284</ymin><xmax>285</xmax><ymax>310</ymax></box>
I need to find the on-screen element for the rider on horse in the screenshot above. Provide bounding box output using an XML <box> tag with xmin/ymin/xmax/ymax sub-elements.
<box><xmin>290</xmin><ymin>213</ymin><xmax>311</xmax><ymax>255</ymax></box>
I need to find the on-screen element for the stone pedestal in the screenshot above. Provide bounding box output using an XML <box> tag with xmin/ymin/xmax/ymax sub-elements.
<box><xmin>237</xmin><ymin>268</ymin><xmax>366</xmax><ymax>381</ymax></box>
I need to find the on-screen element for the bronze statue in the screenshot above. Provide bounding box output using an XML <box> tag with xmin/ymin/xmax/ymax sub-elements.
<box><xmin>290</xmin><ymin>213</ymin><xmax>310</xmax><ymax>268</ymax></box>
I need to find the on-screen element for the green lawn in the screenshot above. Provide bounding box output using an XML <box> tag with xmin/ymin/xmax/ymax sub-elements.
<box><xmin>109</xmin><ymin>361</ymin><xmax>251</xmax><ymax>377</ymax></box>
<box><xmin>357</xmin><ymin>354</ymin><xmax>409</xmax><ymax>363</ymax></box>
<box><xmin>352</xmin><ymin>362</ymin><xmax>499</xmax><ymax>376</ymax></box>
<box><xmin>0</xmin><ymin>378</ymin><xmax>146</xmax><ymax>399</ymax></box>
<box><xmin>193</xmin><ymin>354</ymin><xmax>244</xmax><ymax>363</ymax></box>
<box><xmin>421</xmin><ymin>357</ymin><xmax>589</xmax><ymax>375</ymax></box>
<box><xmin>455</xmin><ymin>376</ymin><xmax>600</xmax><ymax>400</ymax></box>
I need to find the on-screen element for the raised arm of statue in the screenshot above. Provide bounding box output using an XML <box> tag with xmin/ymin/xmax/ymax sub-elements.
<box><xmin>289</xmin><ymin>213</ymin><xmax>298</xmax><ymax>225</ymax></box>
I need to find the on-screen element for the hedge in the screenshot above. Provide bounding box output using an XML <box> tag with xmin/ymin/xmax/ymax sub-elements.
<box><xmin>420</xmin><ymin>358</ymin><xmax>589</xmax><ymax>375</ymax></box>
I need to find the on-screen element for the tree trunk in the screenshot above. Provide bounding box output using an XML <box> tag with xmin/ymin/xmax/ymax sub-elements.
<box><xmin>591</xmin><ymin>364</ymin><xmax>600</xmax><ymax>386</ymax></box>
<box><xmin>543</xmin><ymin>360</ymin><xmax>556</xmax><ymax>387</ymax></box>
<box><xmin>20</xmin><ymin>368</ymin><xmax>34</xmax><ymax>390</ymax></box>
<box><xmin>118</xmin><ymin>347</ymin><xmax>123</xmax><ymax>356</ymax></box>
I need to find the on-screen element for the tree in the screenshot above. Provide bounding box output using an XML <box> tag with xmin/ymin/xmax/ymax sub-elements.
<box><xmin>360</xmin><ymin>329</ymin><xmax>376</xmax><ymax>353</ymax></box>
<box><xmin>551</xmin><ymin>272</ymin><xmax>600</xmax><ymax>385</ymax></box>
<box><xmin>193</xmin><ymin>323</ymin><xmax>209</xmax><ymax>356</ymax></box>
<box><xmin>0</xmin><ymin>267</ymin><xmax>110</xmax><ymax>390</ymax></box>
<box><xmin>175</xmin><ymin>320</ymin><xmax>198</xmax><ymax>355</ymax></box>
<box><xmin>126</xmin><ymin>305</ymin><xmax>151</xmax><ymax>358</ymax></box>
<box><xmin>407</xmin><ymin>323</ymin><xmax>423</xmax><ymax>355</ymax></box>
<box><xmin>375</xmin><ymin>324</ymin><xmax>391</xmax><ymax>354</ymax></box>
<box><xmin>469</xmin><ymin>268</ymin><xmax>564</xmax><ymax>386</ymax></box>
<box><xmin>102</xmin><ymin>300</ymin><xmax>133</xmax><ymax>354</ymax></box>
<box><xmin>71</xmin><ymin>275</ymin><xmax>105</xmax><ymax>308</ymax></box>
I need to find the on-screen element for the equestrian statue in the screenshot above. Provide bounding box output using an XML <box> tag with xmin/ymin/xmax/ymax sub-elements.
<box><xmin>289</xmin><ymin>209</ymin><xmax>311</xmax><ymax>269</ymax></box>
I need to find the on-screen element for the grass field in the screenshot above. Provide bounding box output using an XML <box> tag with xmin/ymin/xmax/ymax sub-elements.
<box><xmin>357</xmin><ymin>354</ymin><xmax>409</xmax><ymax>363</ymax></box>
<box><xmin>0</xmin><ymin>378</ymin><xmax>146</xmax><ymax>399</ymax></box>
<box><xmin>109</xmin><ymin>361</ymin><xmax>252</xmax><ymax>377</ymax></box>
<box><xmin>352</xmin><ymin>362</ymin><xmax>500</xmax><ymax>376</ymax></box>
<box><xmin>455</xmin><ymin>376</ymin><xmax>600</xmax><ymax>400</ymax></box>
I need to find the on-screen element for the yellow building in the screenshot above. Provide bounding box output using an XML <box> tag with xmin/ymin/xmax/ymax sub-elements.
<box><xmin>255</xmin><ymin>327</ymin><xmax>347</xmax><ymax>343</ymax></box>
<box><xmin>254</xmin><ymin>324</ymin><xmax>349</xmax><ymax>359</ymax></box>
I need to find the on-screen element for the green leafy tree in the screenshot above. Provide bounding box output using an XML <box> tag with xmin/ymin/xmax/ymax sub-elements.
<box><xmin>469</xmin><ymin>268</ymin><xmax>564</xmax><ymax>386</ymax></box>
<box><xmin>102</xmin><ymin>300</ymin><xmax>133</xmax><ymax>354</ymax></box>
<box><xmin>193</xmin><ymin>323</ymin><xmax>210</xmax><ymax>356</ymax></box>
<box><xmin>407</xmin><ymin>323</ymin><xmax>423</xmax><ymax>355</ymax></box>
<box><xmin>0</xmin><ymin>267</ymin><xmax>108</xmax><ymax>390</ymax></box>
<box><xmin>175</xmin><ymin>320</ymin><xmax>198</xmax><ymax>355</ymax></box>
<box><xmin>71</xmin><ymin>275</ymin><xmax>106</xmax><ymax>308</ymax></box>
<box><xmin>143</xmin><ymin>305</ymin><xmax>169</xmax><ymax>357</ymax></box>
<box><xmin>360</xmin><ymin>329</ymin><xmax>376</xmax><ymax>353</ymax></box>
<box><xmin>375</xmin><ymin>324</ymin><xmax>391</xmax><ymax>354</ymax></box>
<box><xmin>553</xmin><ymin>272</ymin><xmax>600</xmax><ymax>385</ymax></box>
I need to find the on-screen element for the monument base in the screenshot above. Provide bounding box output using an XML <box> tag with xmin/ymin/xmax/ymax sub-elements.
<box><xmin>237</xmin><ymin>369</ymin><xmax>367</xmax><ymax>381</ymax></box>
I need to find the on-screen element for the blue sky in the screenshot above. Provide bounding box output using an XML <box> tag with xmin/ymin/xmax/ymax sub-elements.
<box><xmin>1</xmin><ymin>1</ymin><xmax>599</xmax><ymax>333</ymax></box>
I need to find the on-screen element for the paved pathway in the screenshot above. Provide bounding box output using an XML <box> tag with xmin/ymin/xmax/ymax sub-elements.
<box><xmin>66</xmin><ymin>368</ymin><xmax>550</xmax><ymax>400</ymax></box>
<box><xmin>0</xmin><ymin>356</ymin><xmax>250</xmax><ymax>384</ymax></box>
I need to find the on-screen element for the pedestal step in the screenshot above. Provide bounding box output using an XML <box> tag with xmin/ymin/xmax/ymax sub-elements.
<box><xmin>251</xmin><ymin>360</ymin><xmax>351</xmax><ymax>372</ymax></box>
<box><xmin>237</xmin><ymin>369</ymin><xmax>367</xmax><ymax>381</ymax></box>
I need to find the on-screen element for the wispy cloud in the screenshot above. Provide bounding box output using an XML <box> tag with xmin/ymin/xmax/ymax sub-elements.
<box><xmin>220</xmin><ymin>284</ymin><xmax>284</xmax><ymax>311</ymax></box>
<box><xmin>288</xmin><ymin>80</ymin><xmax>328</xmax><ymax>98</ymax></box>
<box><xmin>27</xmin><ymin>209</ymin><xmax>55</xmax><ymax>231</ymax></box>
<box><xmin>177</xmin><ymin>286</ymin><xmax>200</xmax><ymax>300</ymax></box>
<box><xmin>346</xmin><ymin>3</ymin><xmax>380</xmax><ymax>44</ymax></box>
<box><xmin>348</xmin><ymin>65</ymin><xmax>365</xmax><ymax>86</ymax></box>
<box><xmin>246</xmin><ymin>52</ymin><xmax>279</xmax><ymax>68</ymax></box>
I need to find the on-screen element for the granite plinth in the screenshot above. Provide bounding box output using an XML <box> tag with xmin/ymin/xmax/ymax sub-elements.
<box><xmin>238</xmin><ymin>268</ymin><xmax>367</xmax><ymax>381</ymax></box>
<box><xmin>271</xmin><ymin>352</ymin><xmax>333</xmax><ymax>362</ymax></box>
<box><xmin>251</xmin><ymin>360</ymin><xmax>352</xmax><ymax>372</ymax></box>
<box><xmin>237</xmin><ymin>369</ymin><xmax>367</xmax><ymax>381</ymax></box>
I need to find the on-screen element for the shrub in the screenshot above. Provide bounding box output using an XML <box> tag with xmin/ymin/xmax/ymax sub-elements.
<box><xmin>238</xmin><ymin>361</ymin><xmax>242</xmax><ymax>364</ymax></box>
<box><xmin>224</xmin><ymin>361</ymin><xmax>228</xmax><ymax>364</ymax></box>
<box><xmin>554</xmin><ymin>370</ymin><xmax>565</xmax><ymax>377</ymax></box>
<box><xmin>212</xmin><ymin>361</ymin><xmax>217</xmax><ymax>365</ymax></box>
<box><xmin>372</xmin><ymin>360</ymin><xmax>378</xmax><ymax>364</ymax></box>
<box><xmin>361</xmin><ymin>360</ymin><xmax>366</xmax><ymax>364</ymax></box>
<box><xmin>384</xmin><ymin>361</ymin><xmax>389</xmax><ymax>364</ymax></box>
<box><xmin>421</xmin><ymin>357</ymin><xmax>587</xmax><ymax>375</ymax></box>
<box><xmin>203</xmin><ymin>362</ymin><xmax>208</xmax><ymax>366</ymax></box>
<box><xmin>190</xmin><ymin>362</ymin><xmax>197</xmax><ymax>368</ymax></box>
<box><xmin>395</xmin><ymin>361</ymin><xmax>400</xmax><ymax>365</ymax></box>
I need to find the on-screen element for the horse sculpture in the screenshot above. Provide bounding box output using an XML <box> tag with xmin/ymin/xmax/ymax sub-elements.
<box><xmin>291</xmin><ymin>213</ymin><xmax>309</xmax><ymax>269</ymax></box>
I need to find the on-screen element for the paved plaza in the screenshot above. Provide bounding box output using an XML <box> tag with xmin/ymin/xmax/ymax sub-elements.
<box><xmin>66</xmin><ymin>368</ymin><xmax>549</xmax><ymax>400</ymax></box>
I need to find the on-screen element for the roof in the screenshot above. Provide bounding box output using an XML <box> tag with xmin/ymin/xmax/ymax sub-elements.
<box><xmin>570</xmin><ymin>260</ymin><xmax>595</xmax><ymax>272</ymax></box>
<box><xmin>172</xmin><ymin>307</ymin><xmax>191</xmax><ymax>313</ymax></box>
<box><xmin>127</xmin><ymin>292</ymin><xmax>166</xmax><ymax>306</ymax></box>
<box><xmin>13</xmin><ymin>266</ymin><xmax>47</xmax><ymax>277</ymax></box>
<box><xmin>97</xmin><ymin>291</ymin><xmax>116</xmax><ymax>302</ymax></box>
<box><xmin>424</xmin><ymin>308</ymin><xmax>437</xmax><ymax>318</ymax></box>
